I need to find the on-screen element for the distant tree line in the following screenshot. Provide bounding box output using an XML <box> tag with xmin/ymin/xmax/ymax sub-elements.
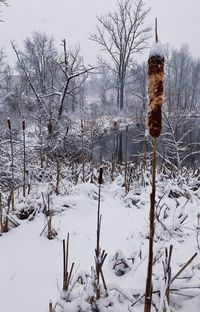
<box><xmin>0</xmin><ymin>0</ymin><xmax>199</xmax><ymax>126</ymax></box>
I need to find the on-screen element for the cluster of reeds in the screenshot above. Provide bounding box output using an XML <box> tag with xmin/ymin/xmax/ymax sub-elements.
<box><xmin>40</xmin><ymin>193</ymin><xmax>56</xmax><ymax>240</ymax></box>
<box><xmin>7</xmin><ymin>118</ymin><xmax>27</xmax><ymax>204</ymax></box>
<box><xmin>7</xmin><ymin>118</ymin><xmax>15</xmax><ymax>211</ymax></box>
<box><xmin>62</xmin><ymin>233</ymin><xmax>74</xmax><ymax>293</ymax></box>
<box><xmin>94</xmin><ymin>167</ymin><xmax>107</xmax><ymax>304</ymax></box>
<box><xmin>0</xmin><ymin>193</ymin><xmax>8</xmax><ymax>233</ymax></box>
<box><xmin>55</xmin><ymin>155</ymin><xmax>61</xmax><ymax>195</ymax></box>
<box><xmin>0</xmin><ymin>118</ymin><xmax>27</xmax><ymax>233</ymax></box>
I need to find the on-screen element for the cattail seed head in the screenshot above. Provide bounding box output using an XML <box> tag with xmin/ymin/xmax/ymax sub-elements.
<box><xmin>147</xmin><ymin>43</ymin><xmax>164</xmax><ymax>138</ymax></box>
<box><xmin>22</xmin><ymin>119</ymin><xmax>26</xmax><ymax>131</ymax></box>
<box><xmin>7</xmin><ymin>118</ymin><xmax>11</xmax><ymax>130</ymax></box>
<box><xmin>98</xmin><ymin>167</ymin><xmax>103</xmax><ymax>185</ymax></box>
<box><xmin>81</xmin><ymin>118</ymin><xmax>84</xmax><ymax>131</ymax></box>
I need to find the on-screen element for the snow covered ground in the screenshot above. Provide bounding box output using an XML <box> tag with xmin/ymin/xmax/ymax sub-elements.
<box><xmin>1</xmin><ymin>170</ymin><xmax>200</xmax><ymax>311</ymax></box>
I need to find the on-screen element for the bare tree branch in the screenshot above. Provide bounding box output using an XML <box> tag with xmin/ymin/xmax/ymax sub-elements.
<box><xmin>90</xmin><ymin>0</ymin><xmax>150</xmax><ymax>110</ymax></box>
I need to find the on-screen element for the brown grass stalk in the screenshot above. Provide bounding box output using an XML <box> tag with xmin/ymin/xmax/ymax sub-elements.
<box><xmin>63</xmin><ymin>233</ymin><xmax>74</xmax><ymax>291</ymax></box>
<box><xmin>55</xmin><ymin>155</ymin><xmax>61</xmax><ymax>195</ymax></box>
<box><xmin>124</xmin><ymin>125</ymin><xmax>129</xmax><ymax>194</ymax></box>
<box><xmin>144</xmin><ymin>138</ymin><xmax>157</xmax><ymax>312</ymax></box>
<box><xmin>95</xmin><ymin>167</ymin><xmax>103</xmax><ymax>300</ymax></box>
<box><xmin>49</xmin><ymin>301</ymin><xmax>53</xmax><ymax>312</ymax></box>
<box><xmin>22</xmin><ymin>118</ymin><xmax>26</xmax><ymax>197</ymax></box>
<box><xmin>7</xmin><ymin>118</ymin><xmax>15</xmax><ymax>210</ymax></box>
<box><xmin>81</xmin><ymin>119</ymin><xmax>85</xmax><ymax>182</ymax></box>
<box><xmin>94</xmin><ymin>167</ymin><xmax>108</xmax><ymax>303</ymax></box>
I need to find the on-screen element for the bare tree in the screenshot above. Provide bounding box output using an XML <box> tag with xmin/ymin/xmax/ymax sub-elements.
<box><xmin>12</xmin><ymin>37</ymin><xmax>95</xmax><ymax>121</ymax></box>
<box><xmin>56</xmin><ymin>39</ymin><xmax>95</xmax><ymax>118</ymax></box>
<box><xmin>20</xmin><ymin>32</ymin><xmax>58</xmax><ymax>94</ymax></box>
<box><xmin>164</xmin><ymin>44</ymin><xmax>200</xmax><ymax>115</ymax></box>
<box><xmin>90</xmin><ymin>0</ymin><xmax>150</xmax><ymax>111</ymax></box>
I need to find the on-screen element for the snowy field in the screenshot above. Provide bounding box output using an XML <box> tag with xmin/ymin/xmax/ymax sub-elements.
<box><xmin>1</xmin><ymin>170</ymin><xmax>200</xmax><ymax>312</ymax></box>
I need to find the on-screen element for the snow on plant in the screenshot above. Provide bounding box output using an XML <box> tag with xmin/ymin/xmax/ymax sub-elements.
<box><xmin>144</xmin><ymin>18</ymin><xmax>165</xmax><ymax>312</ymax></box>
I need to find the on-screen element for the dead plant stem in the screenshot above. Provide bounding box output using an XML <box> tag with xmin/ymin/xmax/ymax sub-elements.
<box><xmin>144</xmin><ymin>137</ymin><xmax>157</xmax><ymax>312</ymax></box>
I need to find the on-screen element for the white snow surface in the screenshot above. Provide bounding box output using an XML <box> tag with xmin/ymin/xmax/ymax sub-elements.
<box><xmin>149</xmin><ymin>41</ymin><xmax>165</xmax><ymax>58</ymax></box>
<box><xmin>1</xmin><ymin>172</ymin><xmax>200</xmax><ymax>311</ymax></box>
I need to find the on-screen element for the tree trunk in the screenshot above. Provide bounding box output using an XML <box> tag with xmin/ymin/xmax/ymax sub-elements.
<box><xmin>117</xmin><ymin>80</ymin><xmax>124</xmax><ymax>111</ymax></box>
<box><xmin>119</xmin><ymin>83</ymin><xmax>124</xmax><ymax>111</ymax></box>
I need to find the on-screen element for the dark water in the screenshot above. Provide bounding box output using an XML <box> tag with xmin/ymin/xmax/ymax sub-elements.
<box><xmin>93</xmin><ymin>120</ymin><xmax>200</xmax><ymax>169</ymax></box>
<box><xmin>93</xmin><ymin>124</ymin><xmax>148</xmax><ymax>164</ymax></box>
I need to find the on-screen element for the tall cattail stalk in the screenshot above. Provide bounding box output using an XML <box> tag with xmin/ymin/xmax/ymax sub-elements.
<box><xmin>38</xmin><ymin>116</ymin><xmax>44</xmax><ymax>168</ymax></box>
<box><xmin>81</xmin><ymin>118</ymin><xmax>85</xmax><ymax>182</ymax></box>
<box><xmin>55</xmin><ymin>155</ymin><xmax>61</xmax><ymax>195</ymax></box>
<box><xmin>49</xmin><ymin>301</ymin><xmax>53</xmax><ymax>312</ymax></box>
<box><xmin>163</xmin><ymin>245</ymin><xmax>173</xmax><ymax>312</ymax></box>
<box><xmin>90</xmin><ymin>128</ymin><xmax>95</xmax><ymax>183</ymax></box>
<box><xmin>96</xmin><ymin>167</ymin><xmax>103</xmax><ymax>300</ymax></box>
<box><xmin>22</xmin><ymin>118</ymin><xmax>26</xmax><ymax>197</ymax></box>
<box><xmin>7</xmin><ymin>118</ymin><xmax>15</xmax><ymax>210</ymax></box>
<box><xmin>63</xmin><ymin>233</ymin><xmax>74</xmax><ymax>291</ymax></box>
<box><xmin>99</xmin><ymin>133</ymin><xmax>104</xmax><ymax>165</ymax></box>
<box><xmin>144</xmin><ymin>18</ymin><xmax>165</xmax><ymax>312</ymax></box>
<box><xmin>47</xmin><ymin>194</ymin><xmax>53</xmax><ymax>240</ymax></box>
<box><xmin>111</xmin><ymin>153</ymin><xmax>115</xmax><ymax>181</ymax></box>
<box><xmin>95</xmin><ymin>167</ymin><xmax>107</xmax><ymax>303</ymax></box>
<box><xmin>124</xmin><ymin>125</ymin><xmax>129</xmax><ymax>194</ymax></box>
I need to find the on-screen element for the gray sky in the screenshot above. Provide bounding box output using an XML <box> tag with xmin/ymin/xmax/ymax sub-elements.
<box><xmin>0</xmin><ymin>0</ymin><xmax>200</xmax><ymax>66</ymax></box>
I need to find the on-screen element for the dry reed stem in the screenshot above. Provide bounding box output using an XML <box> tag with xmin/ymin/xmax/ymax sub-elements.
<box><xmin>55</xmin><ymin>156</ymin><xmax>61</xmax><ymax>195</ymax></box>
<box><xmin>63</xmin><ymin>234</ymin><xmax>69</xmax><ymax>290</ymax></box>
<box><xmin>144</xmin><ymin>138</ymin><xmax>157</xmax><ymax>312</ymax></box>
<box><xmin>124</xmin><ymin>126</ymin><xmax>129</xmax><ymax>194</ymax></box>
<box><xmin>95</xmin><ymin>167</ymin><xmax>108</xmax><ymax>301</ymax></box>
<box><xmin>7</xmin><ymin>118</ymin><xmax>15</xmax><ymax>210</ymax></box>
<box><xmin>96</xmin><ymin>169</ymin><xmax>102</xmax><ymax>300</ymax></box>
<box><xmin>63</xmin><ymin>233</ymin><xmax>74</xmax><ymax>292</ymax></box>
<box><xmin>145</xmin><ymin>19</ymin><xmax>164</xmax><ymax>312</ymax></box>
<box><xmin>47</xmin><ymin>195</ymin><xmax>53</xmax><ymax>240</ymax></box>
<box><xmin>49</xmin><ymin>301</ymin><xmax>53</xmax><ymax>312</ymax></box>
<box><xmin>163</xmin><ymin>245</ymin><xmax>173</xmax><ymax>312</ymax></box>
<box><xmin>22</xmin><ymin>119</ymin><xmax>26</xmax><ymax>197</ymax></box>
<box><xmin>170</xmin><ymin>252</ymin><xmax>197</xmax><ymax>285</ymax></box>
<box><xmin>162</xmin><ymin>247</ymin><xmax>197</xmax><ymax>311</ymax></box>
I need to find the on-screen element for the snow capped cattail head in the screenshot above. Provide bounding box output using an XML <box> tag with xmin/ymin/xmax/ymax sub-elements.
<box><xmin>147</xmin><ymin>28</ymin><xmax>165</xmax><ymax>138</ymax></box>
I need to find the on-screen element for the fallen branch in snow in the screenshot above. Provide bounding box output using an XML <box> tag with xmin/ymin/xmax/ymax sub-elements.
<box><xmin>170</xmin><ymin>252</ymin><xmax>197</xmax><ymax>285</ymax></box>
<box><xmin>159</xmin><ymin>244</ymin><xmax>198</xmax><ymax>311</ymax></box>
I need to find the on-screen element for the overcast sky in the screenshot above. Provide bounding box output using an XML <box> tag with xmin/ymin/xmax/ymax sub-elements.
<box><xmin>0</xmin><ymin>0</ymin><xmax>200</xmax><ymax>66</ymax></box>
